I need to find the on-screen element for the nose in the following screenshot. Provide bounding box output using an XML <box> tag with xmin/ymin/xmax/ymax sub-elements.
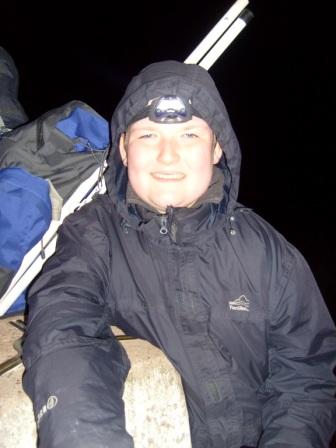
<box><xmin>157</xmin><ymin>138</ymin><xmax>180</xmax><ymax>165</ymax></box>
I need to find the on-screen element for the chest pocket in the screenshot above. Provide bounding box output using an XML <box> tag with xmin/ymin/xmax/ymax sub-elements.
<box><xmin>209</xmin><ymin>295</ymin><xmax>268</xmax><ymax>379</ymax></box>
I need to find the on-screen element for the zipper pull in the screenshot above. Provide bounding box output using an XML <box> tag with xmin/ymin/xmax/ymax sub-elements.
<box><xmin>159</xmin><ymin>216</ymin><xmax>168</xmax><ymax>235</ymax></box>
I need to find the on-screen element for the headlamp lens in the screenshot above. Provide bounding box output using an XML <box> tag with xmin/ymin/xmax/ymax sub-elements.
<box><xmin>149</xmin><ymin>95</ymin><xmax>192</xmax><ymax>123</ymax></box>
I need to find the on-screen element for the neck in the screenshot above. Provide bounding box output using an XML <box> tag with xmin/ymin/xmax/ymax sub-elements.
<box><xmin>126</xmin><ymin>166</ymin><xmax>224</xmax><ymax>214</ymax></box>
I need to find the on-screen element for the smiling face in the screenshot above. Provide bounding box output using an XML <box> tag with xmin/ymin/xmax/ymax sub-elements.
<box><xmin>119</xmin><ymin>116</ymin><xmax>222</xmax><ymax>213</ymax></box>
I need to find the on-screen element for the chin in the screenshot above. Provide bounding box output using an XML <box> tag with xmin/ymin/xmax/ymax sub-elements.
<box><xmin>155</xmin><ymin>199</ymin><xmax>193</xmax><ymax>212</ymax></box>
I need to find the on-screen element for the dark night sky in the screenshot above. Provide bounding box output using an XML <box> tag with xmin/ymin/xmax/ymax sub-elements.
<box><xmin>1</xmin><ymin>1</ymin><xmax>335</xmax><ymax>319</ymax></box>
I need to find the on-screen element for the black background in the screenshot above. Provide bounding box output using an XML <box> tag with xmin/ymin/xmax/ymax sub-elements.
<box><xmin>1</xmin><ymin>0</ymin><xmax>335</xmax><ymax>320</ymax></box>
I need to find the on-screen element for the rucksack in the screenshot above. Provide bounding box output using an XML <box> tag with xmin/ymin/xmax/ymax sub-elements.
<box><xmin>0</xmin><ymin>100</ymin><xmax>109</xmax><ymax>315</ymax></box>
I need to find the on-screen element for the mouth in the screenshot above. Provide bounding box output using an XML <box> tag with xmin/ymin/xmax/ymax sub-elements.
<box><xmin>151</xmin><ymin>172</ymin><xmax>185</xmax><ymax>182</ymax></box>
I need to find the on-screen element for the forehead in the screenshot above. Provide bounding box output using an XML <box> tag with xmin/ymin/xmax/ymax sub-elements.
<box><xmin>128</xmin><ymin>115</ymin><xmax>212</xmax><ymax>134</ymax></box>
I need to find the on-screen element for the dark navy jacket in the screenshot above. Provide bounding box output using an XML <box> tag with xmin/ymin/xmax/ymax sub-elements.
<box><xmin>22</xmin><ymin>61</ymin><xmax>336</xmax><ymax>448</ymax></box>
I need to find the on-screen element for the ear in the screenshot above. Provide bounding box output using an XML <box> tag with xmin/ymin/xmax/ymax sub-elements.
<box><xmin>119</xmin><ymin>133</ymin><xmax>128</xmax><ymax>166</ymax></box>
<box><xmin>213</xmin><ymin>142</ymin><xmax>222</xmax><ymax>165</ymax></box>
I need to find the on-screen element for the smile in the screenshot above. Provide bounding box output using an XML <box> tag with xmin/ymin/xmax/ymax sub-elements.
<box><xmin>151</xmin><ymin>172</ymin><xmax>185</xmax><ymax>181</ymax></box>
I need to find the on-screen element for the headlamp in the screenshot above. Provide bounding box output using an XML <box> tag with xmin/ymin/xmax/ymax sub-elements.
<box><xmin>129</xmin><ymin>95</ymin><xmax>196</xmax><ymax>126</ymax></box>
<box><xmin>148</xmin><ymin>95</ymin><xmax>192</xmax><ymax>123</ymax></box>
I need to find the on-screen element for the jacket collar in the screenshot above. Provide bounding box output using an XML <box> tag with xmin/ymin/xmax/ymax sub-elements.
<box><xmin>126</xmin><ymin>166</ymin><xmax>224</xmax><ymax>211</ymax></box>
<box><xmin>125</xmin><ymin>167</ymin><xmax>226</xmax><ymax>243</ymax></box>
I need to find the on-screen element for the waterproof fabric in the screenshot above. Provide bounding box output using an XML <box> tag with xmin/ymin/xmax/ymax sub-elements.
<box><xmin>0</xmin><ymin>167</ymin><xmax>52</xmax><ymax>297</ymax></box>
<box><xmin>0</xmin><ymin>100</ymin><xmax>108</xmax><ymax>203</ymax></box>
<box><xmin>22</xmin><ymin>61</ymin><xmax>336</xmax><ymax>448</ymax></box>
<box><xmin>0</xmin><ymin>101</ymin><xmax>109</xmax><ymax>315</ymax></box>
<box><xmin>0</xmin><ymin>47</ymin><xmax>28</xmax><ymax>131</ymax></box>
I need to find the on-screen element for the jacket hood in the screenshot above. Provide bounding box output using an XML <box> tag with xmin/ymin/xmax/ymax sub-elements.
<box><xmin>106</xmin><ymin>60</ymin><xmax>241</xmax><ymax>223</ymax></box>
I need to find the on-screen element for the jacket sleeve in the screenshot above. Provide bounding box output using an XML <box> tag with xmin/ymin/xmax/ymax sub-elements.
<box><xmin>259</xmin><ymin>246</ymin><xmax>336</xmax><ymax>448</ymax></box>
<box><xmin>22</xmin><ymin>206</ymin><xmax>134</xmax><ymax>448</ymax></box>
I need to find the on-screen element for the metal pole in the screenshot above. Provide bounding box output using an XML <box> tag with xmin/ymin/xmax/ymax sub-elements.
<box><xmin>184</xmin><ymin>0</ymin><xmax>249</xmax><ymax>65</ymax></box>
<box><xmin>198</xmin><ymin>9</ymin><xmax>254</xmax><ymax>70</ymax></box>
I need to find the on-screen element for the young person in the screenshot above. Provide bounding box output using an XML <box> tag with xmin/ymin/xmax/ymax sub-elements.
<box><xmin>22</xmin><ymin>60</ymin><xmax>336</xmax><ymax>448</ymax></box>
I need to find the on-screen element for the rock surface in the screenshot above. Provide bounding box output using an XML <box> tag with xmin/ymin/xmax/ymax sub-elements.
<box><xmin>0</xmin><ymin>316</ymin><xmax>191</xmax><ymax>448</ymax></box>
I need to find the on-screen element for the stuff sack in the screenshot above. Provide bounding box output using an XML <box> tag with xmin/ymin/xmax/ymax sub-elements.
<box><xmin>0</xmin><ymin>168</ymin><xmax>52</xmax><ymax>311</ymax></box>
<box><xmin>0</xmin><ymin>100</ymin><xmax>109</xmax><ymax>314</ymax></box>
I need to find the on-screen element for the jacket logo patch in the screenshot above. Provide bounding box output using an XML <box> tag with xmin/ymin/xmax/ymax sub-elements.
<box><xmin>36</xmin><ymin>395</ymin><xmax>58</xmax><ymax>427</ymax></box>
<box><xmin>229</xmin><ymin>295</ymin><xmax>249</xmax><ymax>311</ymax></box>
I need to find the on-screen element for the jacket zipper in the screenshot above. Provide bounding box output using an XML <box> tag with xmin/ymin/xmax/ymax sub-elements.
<box><xmin>159</xmin><ymin>211</ymin><xmax>178</xmax><ymax>243</ymax></box>
<box><xmin>159</xmin><ymin>216</ymin><xmax>168</xmax><ymax>235</ymax></box>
